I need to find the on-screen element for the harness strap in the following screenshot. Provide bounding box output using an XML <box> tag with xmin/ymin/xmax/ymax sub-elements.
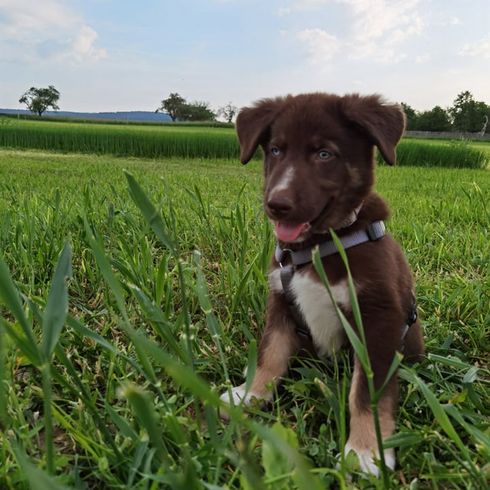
<box><xmin>276</xmin><ymin>220</ymin><xmax>417</xmax><ymax>347</ymax></box>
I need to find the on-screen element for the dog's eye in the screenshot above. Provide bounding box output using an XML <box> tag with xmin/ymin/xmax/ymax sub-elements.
<box><xmin>270</xmin><ymin>146</ymin><xmax>281</xmax><ymax>157</ymax></box>
<box><xmin>318</xmin><ymin>150</ymin><xmax>333</xmax><ymax>160</ymax></box>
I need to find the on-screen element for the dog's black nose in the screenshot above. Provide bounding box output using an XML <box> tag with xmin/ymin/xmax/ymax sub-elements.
<box><xmin>266</xmin><ymin>196</ymin><xmax>293</xmax><ymax>217</ymax></box>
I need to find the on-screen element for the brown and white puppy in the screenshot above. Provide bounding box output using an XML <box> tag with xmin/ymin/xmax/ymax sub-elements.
<box><xmin>220</xmin><ymin>93</ymin><xmax>424</xmax><ymax>476</ymax></box>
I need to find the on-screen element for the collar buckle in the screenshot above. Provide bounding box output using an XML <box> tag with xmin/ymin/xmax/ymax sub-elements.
<box><xmin>366</xmin><ymin>221</ymin><xmax>386</xmax><ymax>241</ymax></box>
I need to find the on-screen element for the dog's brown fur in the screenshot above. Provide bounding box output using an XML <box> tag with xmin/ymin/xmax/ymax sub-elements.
<box><xmin>222</xmin><ymin>93</ymin><xmax>424</xmax><ymax>475</ymax></box>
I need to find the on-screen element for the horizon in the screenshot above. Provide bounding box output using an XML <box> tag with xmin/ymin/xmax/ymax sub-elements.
<box><xmin>1</xmin><ymin>0</ymin><xmax>489</xmax><ymax>113</ymax></box>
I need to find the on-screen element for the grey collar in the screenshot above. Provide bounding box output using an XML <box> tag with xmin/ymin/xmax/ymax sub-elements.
<box><xmin>275</xmin><ymin>220</ymin><xmax>386</xmax><ymax>267</ymax></box>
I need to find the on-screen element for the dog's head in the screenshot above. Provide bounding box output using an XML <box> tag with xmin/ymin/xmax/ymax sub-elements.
<box><xmin>236</xmin><ymin>93</ymin><xmax>405</xmax><ymax>243</ymax></box>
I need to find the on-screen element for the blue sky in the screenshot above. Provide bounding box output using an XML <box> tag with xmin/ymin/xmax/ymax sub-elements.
<box><xmin>1</xmin><ymin>0</ymin><xmax>489</xmax><ymax>113</ymax></box>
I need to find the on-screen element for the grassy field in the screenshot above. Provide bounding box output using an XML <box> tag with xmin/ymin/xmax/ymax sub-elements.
<box><xmin>407</xmin><ymin>137</ymin><xmax>490</xmax><ymax>158</ymax></box>
<box><xmin>0</xmin><ymin>118</ymin><xmax>238</xmax><ymax>159</ymax></box>
<box><xmin>1</xmin><ymin>117</ymin><xmax>488</xmax><ymax>168</ymax></box>
<box><xmin>0</xmin><ymin>148</ymin><xmax>489</xmax><ymax>489</ymax></box>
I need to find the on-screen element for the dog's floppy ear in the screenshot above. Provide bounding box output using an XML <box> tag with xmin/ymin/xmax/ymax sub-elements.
<box><xmin>340</xmin><ymin>94</ymin><xmax>405</xmax><ymax>165</ymax></box>
<box><xmin>235</xmin><ymin>98</ymin><xmax>283</xmax><ymax>164</ymax></box>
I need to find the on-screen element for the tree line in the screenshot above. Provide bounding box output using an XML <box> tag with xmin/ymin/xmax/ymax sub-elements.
<box><xmin>16</xmin><ymin>87</ymin><xmax>238</xmax><ymax>123</ymax></box>
<box><xmin>402</xmin><ymin>91</ymin><xmax>489</xmax><ymax>133</ymax></box>
<box><xmin>155</xmin><ymin>93</ymin><xmax>237</xmax><ymax>123</ymax></box>
<box><xmin>16</xmin><ymin>86</ymin><xmax>490</xmax><ymax>133</ymax></box>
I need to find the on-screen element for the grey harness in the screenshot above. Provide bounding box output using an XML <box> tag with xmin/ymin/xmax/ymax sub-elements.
<box><xmin>274</xmin><ymin>220</ymin><xmax>417</xmax><ymax>346</ymax></box>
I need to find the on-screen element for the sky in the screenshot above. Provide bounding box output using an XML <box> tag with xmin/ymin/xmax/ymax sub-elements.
<box><xmin>1</xmin><ymin>0</ymin><xmax>489</xmax><ymax>113</ymax></box>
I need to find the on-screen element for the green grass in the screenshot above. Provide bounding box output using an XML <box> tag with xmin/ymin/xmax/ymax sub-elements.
<box><xmin>1</xmin><ymin>117</ymin><xmax>488</xmax><ymax>168</ymax></box>
<box><xmin>0</xmin><ymin>118</ymin><xmax>239</xmax><ymax>159</ymax></box>
<box><xmin>0</xmin><ymin>149</ymin><xmax>489</xmax><ymax>489</ymax></box>
<box><xmin>389</xmin><ymin>140</ymin><xmax>488</xmax><ymax>168</ymax></box>
<box><xmin>398</xmin><ymin>137</ymin><xmax>490</xmax><ymax>163</ymax></box>
<box><xmin>404</xmin><ymin>136</ymin><xmax>490</xmax><ymax>151</ymax></box>
<box><xmin>468</xmin><ymin>141</ymin><xmax>490</xmax><ymax>155</ymax></box>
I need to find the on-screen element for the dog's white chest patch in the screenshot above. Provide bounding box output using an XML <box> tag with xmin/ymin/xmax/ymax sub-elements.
<box><xmin>269</xmin><ymin>269</ymin><xmax>349</xmax><ymax>357</ymax></box>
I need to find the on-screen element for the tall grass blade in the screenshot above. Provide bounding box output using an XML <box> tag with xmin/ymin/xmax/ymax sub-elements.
<box><xmin>42</xmin><ymin>243</ymin><xmax>72</xmax><ymax>359</ymax></box>
<box><xmin>251</xmin><ymin>421</ymin><xmax>324</xmax><ymax>490</ymax></box>
<box><xmin>125</xmin><ymin>172</ymin><xmax>194</xmax><ymax>369</ymax></box>
<box><xmin>41</xmin><ymin>364</ymin><xmax>55</xmax><ymax>474</ymax></box>
<box><xmin>133</xmin><ymin>333</ymin><xmax>221</xmax><ymax>406</ymax></box>
<box><xmin>400</xmin><ymin>368</ymin><xmax>468</xmax><ymax>453</ymax></box>
<box><xmin>0</xmin><ymin>318</ymin><xmax>40</xmax><ymax>368</ymax></box>
<box><xmin>245</xmin><ymin>339</ymin><xmax>257</xmax><ymax>394</ymax></box>
<box><xmin>0</xmin><ymin>319</ymin><xmax>7</xmax><ymax>428</ymax></box>
<box><xmin>378</xmin><ymin>352</ymin><xmax>403</xmax><ymax>400</ymax></box>
<box><xmin>65</xmin><ymin>315</ymin><xmax>128</xmax><ymax>360</ymax></box>
<box><xmin>311</xmin><ymin>249</ymin><xmax>369</xmax><ymax>371</ymax></box>
<box><xmin>49</xmin><ymin>345</ymin><xmax>125</xmax><ymax>460</ymax></box>
<box><xmin>0</xmin><ymin>258</ymin><xmax>40</xmax><ymax>366</ymax></box>
<box><xmin>128</xmin><ymin>284</ymin><xmax>187</xmax><ymax>362</ymax></box>
<box><xmin>194</xmin><ymin>250</ymin><xmax>229</xmax><ymax>380</ymax></box>
<box><xmin>122</xmin><ymin>383</ymin><xmax>170</xmax><ymax>462</ymax></box>
<box><xmin>124</xmin><ymin>171</ymin><xmax>176</xmax><ymax>252</ymax></box>
<box><xmin>12</xmin><ymin>443</ymin><xmax>70</xmax><ymax>490</ymax></box>
<box><xmin>83</xmin><ymin>218</ymin><xmax>129</xmax><ymax>321</ymax></box>
<box><xmin>400</xmin><ymin>367</ymin><xmax>485</xmax><ymax>484</ymax></box>
<box><xmin>104</xmin><ymin>400</ymin><xmax>139</xmax><ymax>442</ymax></box>
<box><xmin>444</xmin><ymin>404</ymin><xmax>490</xmax><ymax>455</ymax></box>
<box><xmin>84</xmin><ymin>218</ymin><xmax>159</xmax><ymax>383</ymax></box>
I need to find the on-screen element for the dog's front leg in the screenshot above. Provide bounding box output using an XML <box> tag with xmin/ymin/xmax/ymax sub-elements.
<box><xmin>220</xmin><ymin>292</ymin><xmax>301</xmax><ymax>408</ymax></box>
<box><xmin>344</xmin><ymin>312</ymin><xmax>401</xmax><ymax>477</ymax></box>
<box><xmin>345</xmin><ymin>356</ymin><xmax>397</xmax><ymax>476</ymax></box>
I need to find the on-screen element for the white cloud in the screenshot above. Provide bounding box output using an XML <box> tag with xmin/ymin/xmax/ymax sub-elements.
<box><xmin>284</xmin><ymin>0</ymin><xmax>425</xmax><ymax>64</ymax></box>
<box><xmin>342</xmin><ymin>0</ymin><xmax>424</xmax><ymax>62</ymax></box>
<box><xmin>458</xmin><ymin>34</ymin><xmax>490</xmax><ymax>59</ymax></box>
<box><xmin>0</xmin><ymin>0</ymin><xmax>107</xmax><ymax>63</ymax></box>
<box><xmin>277</xmin><ymin>7</ymin><xmax>292</xmax><ymax>16</ymax></box>
<box><xmin>278</xmin><ymin>0</ymin><xmax>331</xmax><ymax>14</ymax></box>
<box><xmin>72</xmin><ymin>26</ymin><xmax>107</xmax><ymax>62</ymax></box>
<box><xmin>344</xmin><ymin>0</ymin><xmax>423</xmax><ymax>42</ymax></box>
<box><xmin>296</xmin><ymin>28</ymin><xmax>340</xmax><ymax>63</ymax></box>
<box><xmin>444</xmin><ymin>16</ymin><xmax>460</xmax><ymax>26</ymax></box>
<box><xmin>415</xmin><ymin>53</ymin><xmax>431</xmax><ymax>63</ymax></box>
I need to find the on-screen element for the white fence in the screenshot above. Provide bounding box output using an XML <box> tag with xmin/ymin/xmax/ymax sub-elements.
<box><xmin>405</xmin><ymin>130</ymin><xmax>490</xmax><ymax>141</ymax></box>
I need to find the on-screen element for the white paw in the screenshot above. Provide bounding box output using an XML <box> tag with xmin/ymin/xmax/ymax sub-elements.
<box><xmin>220</xmin><ymin>385</ymin><xmax>258</xmax><ymax>406</ymax></box>
<box><xmin>219</xmin><ymin>384</ymin><xmax>271</xmax><ymax>419</ymax></box>
<box><xmin>221</xmin><ymin>384</ymin><xmax>273</xmax><ymax>406</ymax></box>
<box><xmin>344</xmin><ymin>441</ymin><xmax>395</xmax><ymax>477</ymax></box>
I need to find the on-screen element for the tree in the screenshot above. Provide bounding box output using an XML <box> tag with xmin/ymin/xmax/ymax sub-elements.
<box><xmin>416</xmin><ymin>106</ymin><xmax>452</xmax><ymax>131</ymax></box>
<box><xmin>156</xmin><ymin>93</ymin><xmax>215</xmax><ymax>122</ymax></box>
<box><xmin>19</xmin><ymin>85</ymin><xmax>60</xmax><ymax>116</ymax></box>
<box><xmin>449</xmin><ymin>90</ymin><xmax>490</xmax><ymax>132</ymax></box>
<box><xmin>400</xmin><ymin>102</ymin><xmax>417</xmax><ymax>130</ymax></box>
<box><xmin>218</xmin><ymin>102</ymin><xmax>238</xmax><ymax>123</ymax></box>
<box><xmin>156</xmin><ymin>93</ymin><xmax>186</xmax><ymax>122</ymax></box>
<box><xmin>178</xmin><ymin>101</ymin><xmax>216</xmax><ymax>122</ymax></box>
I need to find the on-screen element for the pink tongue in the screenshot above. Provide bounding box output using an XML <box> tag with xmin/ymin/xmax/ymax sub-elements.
<box><xmin>275</xmin><ymin>222</ymin><xmax>307</xmax><ymax>242</ymax></box>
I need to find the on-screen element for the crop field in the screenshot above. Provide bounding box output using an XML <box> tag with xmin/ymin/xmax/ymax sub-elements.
<box><xmin>0</xmin><ymin>136</ymin><xmax>489</xmax><ymax>488</ymax></box>
<box><xmin>0</xmin><ymin>116</ymin><xmax>489</xmax><ymax>168</ymax></box>
<box><xmin>0</xmin><ymin>118</ymin><xmax>236</xmax><ymax>160</ymax></box>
